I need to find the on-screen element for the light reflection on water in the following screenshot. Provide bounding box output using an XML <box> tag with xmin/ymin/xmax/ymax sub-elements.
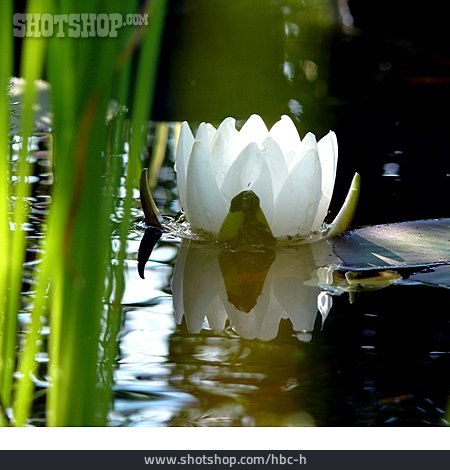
<box><xmin>111</xmin><ymin>221</ymin><xmax>450</xmax><ymax>427</ymax></box>
<box><xmin>15</xmin><ymin>116</ymin><xmax>450</xmax><ymax>427</ymax></box>
<box><xmin>171</xmin><ymin>240</ymin><xmax>332</xmax><ymax>341</ymax></box>
<box><xmin>112</xmin><ymin>232</ymin><xmax>334</xmax><ymax>426</ymax></box>
<box><xmin>17</xmin><ymin>126</ymin><xmax>450</xmax><ymax>427</ymax></box>
<box><xmin>107</xmin><ymin>175</ymin><xmax>450</xmax><ymax>427</ymax></box>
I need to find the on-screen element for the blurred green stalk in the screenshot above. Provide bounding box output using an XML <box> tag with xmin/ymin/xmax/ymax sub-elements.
<box><xmin>0</xmin><ymin>0</ymin><xmax>13</xmax><ymax>426</ymax></box>
<box><xmin>1</xmin><ymin>0</ymin><xmax>47</xmax><ymax>418</ymax></box>
<box><xmin>0</xmin><ymin>0</ymin><xmax>167</xmax><ymax>426</ymax></box>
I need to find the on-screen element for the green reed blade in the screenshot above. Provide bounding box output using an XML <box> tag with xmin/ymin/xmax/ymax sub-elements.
<box><xmin>46</xmin><ymin>1</ymin><xmax>122</xmax><ymax>426</ymax></box>
<box><xmin>0</xmin><ymin>0</ymin><xmax>13</xmax><ymax>426</ymax></box>
<box><xmin>1</xmin><ymin>0</ymin><xmax>48</xmax><ymax>411</ymax></box>
<box><xmin>9</xmin><ymin>0</ymin><xmax>167</xmax><ymax>427</ymax></box>
<box><xmin>13</xmin><ymin>248</ymin><xmax>51</xmax><ymax>426</ymax></box>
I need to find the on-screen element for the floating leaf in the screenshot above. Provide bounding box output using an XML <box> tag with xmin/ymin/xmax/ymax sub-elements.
<box><xmin>333</xmin><ymin>218</ymin><xmax>450</xmax><ymax>270</ymax></box>
<box><xmin>399</xmin><ymin>265</ymin><xmax>450</xmax><ymax>289</ymax></box>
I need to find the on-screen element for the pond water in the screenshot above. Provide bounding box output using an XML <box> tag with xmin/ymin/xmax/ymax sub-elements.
<box><xmin>24</xmin><ymin>139</ymin><xmax>450</xmax><ymax>428</ymax></box>
<box><xmin>21</xmin><ymin>133</ymin><xmax>450</xmax><ymax>427</ymax></box>
<box><xmin>111</xmin><ymin>152</ymin><xmax>450</xmax><ymax>427</ymax></box>
<box><xmin>17</xmin><ymin>0</ymin><xmax>450</xmax><ymax>426</ymax></box>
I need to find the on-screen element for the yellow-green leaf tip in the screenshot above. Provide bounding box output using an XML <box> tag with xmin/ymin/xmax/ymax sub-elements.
<box><xmin>326</xmin><ymin>172</ymin><xmax>360</xmax><ymax>238</ymax></box>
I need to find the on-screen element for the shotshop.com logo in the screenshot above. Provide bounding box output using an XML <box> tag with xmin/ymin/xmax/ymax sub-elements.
<box><xmin>13</xmin><ymin>13</ymin><xmax>149</xmax><ymax>38</ymax></box>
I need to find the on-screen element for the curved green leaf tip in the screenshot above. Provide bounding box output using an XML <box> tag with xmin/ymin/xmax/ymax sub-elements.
<box><xmin>326</xmin><ymin>172</ymin><xmax>360</xmax><ymax>239</ymax></box>
<box><xmin>218</xmin><ymin>190</ymin><xmax>276</xmax><ymax>246</ymax></box>
<box><xmin>140</xmin><ymin>168</ymin><xmax>162</xmax><ymax>228</ymax></box>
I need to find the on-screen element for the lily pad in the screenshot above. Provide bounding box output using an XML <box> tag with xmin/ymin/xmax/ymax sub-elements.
<box><xmin>333</xmin><ymin>218</ymin><xmax>450</xmax><ymax>271</ymax></box>
<box><xmin>399</xmin><ymin>265</ymin><xmax>450</xmax><ymax>289</ymax></box>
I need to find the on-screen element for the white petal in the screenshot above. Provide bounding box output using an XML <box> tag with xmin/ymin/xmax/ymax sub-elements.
<box><xmin>220</xmin><ymin>142</ymin><xmax>274</xmax><ymax>224</ymax></box>
<box><xmin>269</xmin><ymin>115</ymin><xmax>301</xmax><ymax>168</ymax></box>
<box><xmin>174</xmin><ymin>122</ymin><xmax>194</xmax><ymax>213</ymax></box>
<box><xmin>221</xmin><ymin>282</ymin><xmax>275</xmax><ymax>340</ymax></box>
<box><xmin>209</xmin><ymin>117</ymin><xmax>239</xmax><ymax>187</ymax></box>
<box><xmin>205</xmin><ymin>297</ymin><xmax>228</xmax><ymax>331</ymax></box>
<box><xmin>272</xmin><ymin>148</ymin><xmax>322</xmax><ymax>238</ymax></box>
<box><xmin>288</xmin><ymin>131</ymin><xmax>318</xmax><ymax>171</ymax></box>
<box><xmin>312</xmin><ymin>131</ymin><xmax>338</xmax><ymax>231</ymax></box>
<box><xmin>195</xmin><ymin>122</ymin><xmax>216</xmax><ymax>150</ymax></box>
<box><xmin>238</xmin><ymin>114</ymin><xmax>268</xmax><ymax>147</ymax></box>
<box><xmin>253</xmin><ymin>288</ymin><xmax>284</xmax><ymax>341</ymax></box>
<box><xmin>271</xmin><ymin>247</ymin><xmax>319</xmax><ymax>332</ymax></box>
<box><xmin>299</xmin><ymin>132</ymin><xmax>317</xmax><ymax>153</ymax></box>
<box><xmin>212</xmin><ymin>117</ymin><xmax>238</xmax><ymax>148</ymax></box>
<box><xmin>287</xmin><ymin>286</ymin><xmax>319</xmax><ymax>332</ymax></box>
<box><xmin>185</xmin><ymin>140</ymin><xmax>227</xmax><ymax>235</ymax></box>
<box><xmin>222</xmin><ymin>278</ymin><xmax>283</xmax><ymax>341</ymax></box>
<box><xmin>171</xmin><ymin>241</ymin><xmax>190</xmax><ymax>325</ymax></box>
<box><xmin>182</xmin><ymin>244</ymin><xmax>223</xmax><ymax>333</ymax></box>
<box><xmin>262</xmin><ymin>137</ymin><xmax>289</xmax><ymax>199</ymax></box>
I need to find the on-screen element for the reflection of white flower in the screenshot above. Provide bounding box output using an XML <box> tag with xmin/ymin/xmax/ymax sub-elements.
<box><xmin>171</xmin><ymin>241</ymin><xmax>333</xmax><ymax>342</ymax></box>
<box><xmin>175</xmin><ymin>114</ymin><xmax>339</xmax><ymax>239</ymax></box>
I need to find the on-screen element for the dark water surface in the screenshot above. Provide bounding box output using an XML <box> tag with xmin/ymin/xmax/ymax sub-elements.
<box><xmin>20</xmin><ymin>0</ymin><xmax>450</xmax><ymax>426</ymax></box>
<box><xmin>107</xmin><ymin>158</ymin><xmax>449</xmax><ymax>427</ymax></box>
<box><xmin>23</xmin><ymin>135</ymin><xmax>450</xmax><ymax>427</ymax></box>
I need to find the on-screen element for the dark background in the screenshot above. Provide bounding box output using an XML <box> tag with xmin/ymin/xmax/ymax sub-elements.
<box><xmin>153</xmin><ymin>0</ymin><xmax>450</xmax><ymax>228</ymax></box>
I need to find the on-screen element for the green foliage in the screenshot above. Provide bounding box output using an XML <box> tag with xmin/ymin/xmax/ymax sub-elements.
<box><xmin>326</xmin><ymin>172</ymin><xmax>360</xmax><ymax>238</ymax></box>
<box><xmin>0</xmin><ymin>0</ymin><xmax>167</xmax><ymax>426</ymax></box>
<box><xmin>0</xmin><ymin>0</ymin><xmax>13</xmax><ymax>427</ymax></box>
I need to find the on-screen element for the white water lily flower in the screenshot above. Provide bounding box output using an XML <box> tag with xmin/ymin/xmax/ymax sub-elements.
<box><xmin>175</xmin><ymin>114</ymin><xmax>340</xmax><ymax>239</ymax></box>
